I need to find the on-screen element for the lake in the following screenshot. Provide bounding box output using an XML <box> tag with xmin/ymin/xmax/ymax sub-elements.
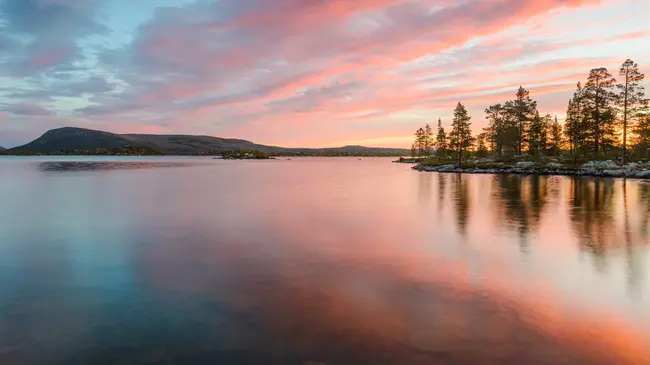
<box><xmin>1</xmin><ymin>156</ymin><xmax>649</xmax><ymax>365</ymax></box>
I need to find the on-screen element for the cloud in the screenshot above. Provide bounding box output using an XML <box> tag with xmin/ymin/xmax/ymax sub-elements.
<box><xmin>2</xmin><ymin>0</ymin><xmax>649</xmax><ymax>147</ymax></box>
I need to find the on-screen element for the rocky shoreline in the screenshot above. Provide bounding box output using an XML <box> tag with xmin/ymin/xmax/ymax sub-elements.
<box><xmin>412</xmin><ymin>160</ymin><xmax>650</xmax><ymax>179</ymax></box>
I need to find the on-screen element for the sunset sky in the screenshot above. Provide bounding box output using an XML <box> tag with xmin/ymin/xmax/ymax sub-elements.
<box><xmin>1</xmin><ymin>0</ymin><xmax>649</xmax><ymax>148</ymax></box>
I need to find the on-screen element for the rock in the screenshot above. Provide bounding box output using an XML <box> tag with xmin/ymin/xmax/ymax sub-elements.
<box><xmin>516</xmin><ymin>161</ymin><xmax>536</xmax><ymax>168</ymax></box>
<box><xmin>547</xmin><ymin>162</ymin><xmax>563</xmax><ymax>168</ymax></box>
<box><xmin>602</xmin><ymin>169</ymin><xmax>624</xmax><ymax>177</ymax></box>
<box><xmin>631</xmin><ymin>170</ymin><xmax>650</xmax><ymax>178</ymax></box>
<box><xmin>582</xmin><ymin>160</ymin><xmax>617</xmax><ymax>169</ymax></box>
<box><xmin>624</xmin><ymin>162</ymin><xmax>638</xmax><ymax>170</ymax></box>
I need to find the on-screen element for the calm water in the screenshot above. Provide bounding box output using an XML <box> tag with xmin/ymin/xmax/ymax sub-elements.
<box><xmin>1</xmin><ymin>156</ymin><xmax>649</xmax><ymax>365</ymax></box>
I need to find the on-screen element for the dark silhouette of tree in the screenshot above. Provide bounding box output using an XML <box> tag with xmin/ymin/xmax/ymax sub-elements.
<box><xmin>475</xmin><ymin>132</ymin><xmax>488</xmax><ymax>157</ymax></box>
<box><xmin>423</xmin><ymin>123</ymin><xmax>434</xmax><ymax>157</ymax></box>
<box><xmin>527</xmin><ymin>111</ymin><xmax>549</xmax><ymax>158</ymax></box>
<box><xmin>549</xmin><ymin>115</ymin><xmax>563</xmax><ymax>155</ymax></box>
<box><xmin>632</xmin><ymin>115</ymin><xmax>650</xmax><ymax>157</ymax></box>
<box><xmin>583</xmin><ymin>68</ymin><xmax>617</xmax><ymax>158</ymax></box>
<box><xmin>414</xmin><ymin>127</ymin><xmax>425</xmax><ymax>157</ymax></box>
<box><xmin>435</xmin><ymin>118</ymin><xmax>447</xmax><ymax>159</ymax></box>
<box><xmin>617</xmin><ymin>59</ymin><xmax>648</xmax><ymax>164</ymax></box>
<box><xmin>413</xmin><ymin>124</ymin><xmax>434</xmax><ymax>157</ymax></box>
<box><xmin>565</xmin><ymin>82</ymin><xmax>587</xmax><ymax>163</ymax></box>
<box><xmin>505</xmin><ymin>86</ymin><xmax>537</xmax><ymax>155</ymax></box>
<box><xmin>485</xmin><ymin>103</ymin><xmax>519</xmax><ymax>156</ymax></box>
<box><xmin>449</xmin><ymin>102</ymin><xmax>473</xmax><ymax>166</ymax></box>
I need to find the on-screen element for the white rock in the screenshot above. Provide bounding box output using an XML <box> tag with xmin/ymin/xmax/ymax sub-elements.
<box><xmin>547</xmin><ymin>162</ymin><xmax>563</xmax><ymax>168</ymax></box>
<box><xmin>582</xmin><ymin>160</ymin><xmax>617</xmax><ymax>169</ymax></box>
<box><xmin>516</xmin><ymin>161</ymin><xmax>536</xmax><ymax>168</ymax></box>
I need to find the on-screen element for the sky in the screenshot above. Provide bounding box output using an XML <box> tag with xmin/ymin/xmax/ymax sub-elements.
<box><xmin>1</xmin><ymin>0</ymin><xmax>649</xmax><ymax>149</ymax></box>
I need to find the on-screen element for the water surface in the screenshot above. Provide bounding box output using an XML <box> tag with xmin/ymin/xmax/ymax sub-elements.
<box><xmin>1</xmin><ymin>156</ymin><xmax>649</xmax><ymax>365</ymax></box>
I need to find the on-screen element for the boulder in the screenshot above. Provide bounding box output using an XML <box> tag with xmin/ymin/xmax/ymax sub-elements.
<box><xmin>515</xmin><ymin>161</ymin><xmax>536</xmax><ymax>168</ymax></box>
<box><xmin>582</xmin><ymin>160</ymin><xmax>617</xmax><ymax>169</ymax></box>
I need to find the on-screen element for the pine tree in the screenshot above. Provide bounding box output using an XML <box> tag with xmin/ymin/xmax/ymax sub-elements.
<box><xmin>435</xmin><ymin>118</ymin><xmax>447</xmax><ymax>159</ymax></box>
<box><xmin>564</xmin><ymin>82</ymin><xmax>588</xmax><ymax>163</ymax></box>
<box><xmin>549</xmin><ymin>115</ymin><xmax>563</xmax><ymax>156</ymax></box>
<box><xmin>617</xmin><ymin>59</ymin><xmax>648</xmax><ymax>163</ymax></box>
<box><xmin>505</xmin><ymin>86</ymin><xmax>537</xmax><ymax>155</ymax></box>
<box><xmin>583</xmin><ymin>68</ymin><xmax>617</xmax><ymax>158</ymax></box>
<box><xmin>528</xmin><ymin>111</ymin><xmax>545</xmax><ymax>158</ymax></box>
<box><xmin>449</xmin><ymin>102</ymin><xmax>473</xmax><ymax>166</ymax></box>
<box><xmin>632</xmin><ymin>115</ymin><xmax>650</xmax><ymax>157</ymax></box>
<box><xmin>484</xmin><ymin>104</ymin><xmax>503</xmax><ymax>156</ymax></box>
<box><xmin>475</xmin><ymin>132</ymin><xmax>488</xmax><ymax>158</ymax></box>
<box><xmin>414</xmin><ymin>128</ymin><xmax>425</xmax><ymax>157</ymax></box>
<box><xmin>424</xmin><ymin>123</ymin><xmax>434</xmax><ymax>156</ymax></box>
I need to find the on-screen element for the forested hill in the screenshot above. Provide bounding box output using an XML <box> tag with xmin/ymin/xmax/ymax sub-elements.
<box><xmin>6</xmin><ymin>127</ymin><xmax>410</xmax><ymax>156</ymax></box>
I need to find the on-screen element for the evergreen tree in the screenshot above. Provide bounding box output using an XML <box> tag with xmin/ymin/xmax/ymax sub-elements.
<box><xmin>475</xmin><ymin>132</ymin><xmax>488</xmax><ymax>158</ymax></box>
<box><xmin>528</xmin><ymin>111</ymin><xmax>546</xmax><ymax>158</ymax></box>
<box><xmin>484</xmin><ymin>104</ymin><xmax>503</xmax><ymax>155</ymax></box>
<box><xmin>632</xmin><ymin>115</ymin><xmax>650</xmax><ymax>157</ymax></box>
<box><xmin>410</xmin><ymin>143</ymin><xmax>417</xmax><ymax>158</ymax></box>
<box><xmin>617</xmin><ymin>59</ymin><xmax>648</xmax><ymax>163</ymax></box>
<box><xmin>424</xmin><ymin>123</ymin><xmax>434</xmax><ymax>156</ymax></box>
<box><xmin>600</xmin><ymin>108</ymin><xmax>619</xmax><ymax>155</ymax></box>
<box><xmin>564</xmin><ymin>82</ymin><xmax>588</xmax><ymax>163</ymax></box>
<box><xmin>435</xmin><ymin>118</ymin><xmax>447</xmax><ymax>159</ymax></box>
<box><xmin>583</xmin><ymin>68</ymin><xmax>617</xmax><ymax>157</ymax></box>
<box><xmin>549</xmin><ymin>115</ymin><xmax>563</xmax><ymax>156</ymax></box>
<box><xmin>505</xmin><ymin>86</ymin><xmax>537</xmax><ymax>155</ymax></box>
<box><xmin>414</xmin><ymin>128</ymin><xmax>425</xmax><ymax>157</ymax></box>
<box><xmin>449</xmin><ymin>102</ymin><xmax>473</xmax><ymax>166</ymax></box>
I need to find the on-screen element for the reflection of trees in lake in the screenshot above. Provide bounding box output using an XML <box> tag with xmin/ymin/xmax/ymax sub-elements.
<box><xmin>452</xmin><ymin>173</ymin><xmax>470</xmax><ymax>236</ymax></box>
<box><xmin>437</xmin><ymin>173</ymin><xmax>447</xmax><ymax>214</ymax></box>
<box><xmin>637</xmin><ymin>182</ymin><xmax>650</xmax><ymax>239</ymax></box>
<box><xmin>491</xmin><ymin>174</ymin><xmax>549</xmax><ymax>251</ymax></box>
<box><xmin>568</xmin><ymin>178</ymin><xmax>648</xmax><ymax>291</ymax></box>
<box><xmin>418</xmin><ymin>172</ymin><xmax>432</xmax><ymax>205</ymax></box>
<box><xmin>568</xmin><ymin>178</ymin><xmax>615</xmax><ymax>264</ymax></box>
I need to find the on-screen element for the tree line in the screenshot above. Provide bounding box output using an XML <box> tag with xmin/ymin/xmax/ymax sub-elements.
<box><xmin>412</xmin><ymin>59</ymin><xmax>649</xmax><ymax>165</ymax></box>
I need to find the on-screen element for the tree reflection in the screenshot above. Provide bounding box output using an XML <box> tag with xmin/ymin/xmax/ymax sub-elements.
<box><xmin>452</xmin><ymin>173</ymin><xmax>470</xmax><ymax>236</ymax></box>
<box><xmin>491</xmin><ymin>174</ymin><xmax>548</xmax><ymax>251</ymax></box>
<box><xmin>568</xmin><ymin>178</ymin><xmax>616</xmax><ymax>272</ymax></box>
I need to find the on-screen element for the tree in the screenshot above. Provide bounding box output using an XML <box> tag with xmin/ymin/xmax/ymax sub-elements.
<box><xmin>475</xmin><ymin>132</ymin><xmax>488</xmax><ymax>158</ymax></box>
<box><xmin>617</xmin><ymin>59</ymin><xmax>648</xmax><ymax>163</ymax></box>
<box><xmin>449</xmin><ymin>102</ymin><xmax>473</xmax><ymax>166</ymax></box>
<box><xmin>435</xmin><ymin>118</ymin><xmax>447</xmax><ymax>159</ymax></box>
<box><xmin>505</xmin><ymin>86</ymin><xmax>537</xmax><ymax>155</ymax></box>
<box><xmin>423</xmin><ymin>123</ymin><xmax>434</xmax><ymax>156</ymax></box>
<box><xmin>414</xmin><ymin>127</ymin><xmax>425</xmax><ymax>157</ymax></box>
<box><xmin>632</xmin><ymin>115</ymin><xmax>650</xmax><ymax>157</ymax></box>
<box><xmin>565</xmin><ymin>82</ymin><xmax>588</xmax><ymax>163</ymax></box>
<box><xmin>583</xmin><ymin>68</ymin><xmax>617</xmax><ymax>157</ymax></box>
<box><xmin>549</xmin><ymin>115</ymin><xmax>563</xmax><ymax>156</ymax></box>
<box><xmin>527</xmin><ymin>111</ymin><xmax>548</xmax><ymax>158</ymax></box>
<box><xmin>410</xmin><ymin>143</ymin><xmax>417</xmax><ymax>158</ymax></box>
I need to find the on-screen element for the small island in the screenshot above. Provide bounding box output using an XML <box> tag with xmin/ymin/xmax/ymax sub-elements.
<box><xmin>398</xmin><ymin>59</ymin><xmax>650</xmax><ymax>179</ymax></box>
<box><xmin>221</xmin><ymin>150</ymin><xmax>272</xmax><ymax>160</ymax></box>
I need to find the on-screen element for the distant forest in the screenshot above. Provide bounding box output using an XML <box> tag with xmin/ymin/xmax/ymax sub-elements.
<box><xmin>412</xmin><ymin>59</ymin><xmax>649</xmax><ymax>165</ymax></box>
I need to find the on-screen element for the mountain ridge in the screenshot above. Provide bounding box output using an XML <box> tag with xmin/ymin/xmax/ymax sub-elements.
<box><xmin>6</xmin><ymin>127</ymin><xmax>409</xmax><ymax>156</ymax></box>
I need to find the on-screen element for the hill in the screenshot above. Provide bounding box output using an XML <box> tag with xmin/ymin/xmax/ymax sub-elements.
<box><xmin>0</xmin><ymin>145</ymin><xmax>5</xmax><ymax>151</ymax></box>
<box><xmin>7</xmin><ymin>127</ymin><xmax>410</xmax><ymax>156</ymax></box>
